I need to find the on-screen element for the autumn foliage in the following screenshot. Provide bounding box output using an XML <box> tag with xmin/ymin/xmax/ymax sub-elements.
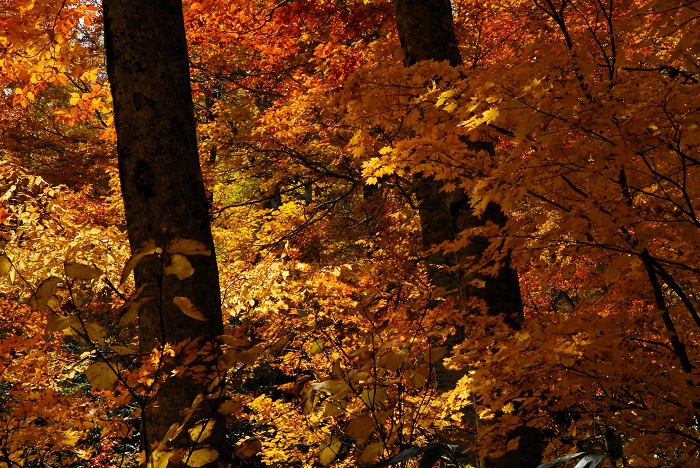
<box><xmin>0</xmin><ymin>0</ymin><xmax>699</xmax><ymax>466</ymax></box>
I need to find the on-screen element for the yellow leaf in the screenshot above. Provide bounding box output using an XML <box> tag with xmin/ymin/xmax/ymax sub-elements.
<box><xmin>82</xmin><ymin>322</ymin><xmax>108</xmax><ymax>345</ymax></box>
<box><xmin>360</xmin><ymin>388</ymin><xmax>388</xmax><ymax>407</ymax></box>
<box><xmin>423</xmin><ymin>346</ymin><xmax>447</xmax><ymax>364</ymax></box>
<box><xmin>185</xmin><ymin>447</ymin><xmax>218</xmax><ymax>467</ymax></box>
<box><xmin>110</xmin><ymin>345</ymin><xmax>137</xmax><ymax>355</ymax></box>
<box><xmin>346</xmin><ymin>416</ymin><xmax>374</xmax><ymax>440</ymax></box>
<box><xmin>65</xmin><ymin>261</ymin><xmax>103</xmax><ymax>280</ymax></box>
<box><xmin>218</xmin><ymin>398</ymin><xmax>243</xmax><ymax>415</ymax></box>
<box><xmin>361</xmin><ymin>442</ymin><xmax>384</xmax><ymax>463</ymax></box>
<box><xmin>235</xmin><ymin>438</ymin><xmax>262</xmax><ymax>459</ymax></box>
<box><xmin>239</xmin><ymin>345</ymin><xmax>264</xmax><ymax>366</ymax></box>
<box><xmin>86</xmin><ymin>362</ymin><xmax>119</xmax><ymax>390</ymax></box>
<box><xmin>188</xmin><ymin>419</ymin><xmax>216</xmax><ymax>443</ymax></box>
<box><xmin>120</xmin><ymin>240</ymin><xmax>162</xmax><ymax>285</ymax></box>
<box><xmin>319</xmin><ymin>434</ymin><xmax>342</xmax><ymax>466</ymax></box>
<box><xmin>167</xmin><ymin>238</ymin><xmax>211</xmax><ymax>256</ymax></box>
<box><xmin>46</xmin><ymin>314</ymin><xmax>80</xmax><ymax>332</ymax></box>
<box><xmin>119</xmin><ymin>296</ymin><xmax>154</xmax><ymax>325</ymax></box>
<box><xmin>148</xmin><ymin>450</ymin><xmax>172</xmax><ymax>468</ymax></box>
<box><xmin>218</xmin><ymin>335</ymin><xmax>250</xmax><ymax>349</ymax></box>
<box><xmin>378</xmin><ymin>350</ymin><xmax>406</xmax><ymax>372</ymax></box>
<box><xmin>0</xmin><ymin>255</ymin><xmax>10</xmax><ymax>275</ymax></box>
<box><xmin>165</xmin><ymin>254</ymin><xmax>195</xmax><ymax>280</ymax></box>
<box><xmin>173</xmin><ymin>297</ymin><xmax>207</xmax><ymax>321</ymax></box>
<box><xmin>32</xmin><ymin>276</ymin><xmax>61</xmax><ymax>311</ymax></box>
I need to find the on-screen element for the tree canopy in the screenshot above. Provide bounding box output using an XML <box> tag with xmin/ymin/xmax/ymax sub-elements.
<box><xmin>0</xmin><ymin>0</ymin><xmax>698</xmax><ymax>466</ymax></box>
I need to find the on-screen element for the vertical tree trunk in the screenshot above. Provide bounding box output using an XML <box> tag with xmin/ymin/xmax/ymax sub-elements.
<box><xmin>393</xmin><ymin>0</ymin><xmax>523</xmax><ymax>326</ymax></box>
<box><xmin>392</xmin><ymin>1</ymin><xmax>543</xmax><ymax>466</ymax></box>
<box><xmin>103</xmin><ymin>0</ymin><xmax>225</xmax><ymax>465</ymax></box>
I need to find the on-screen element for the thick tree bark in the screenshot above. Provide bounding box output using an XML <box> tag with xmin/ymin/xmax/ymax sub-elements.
<box><xmin>392</xmin><ymin>1</ymin><xmax>543</xmax><ymax>466</ymax></box>
<box><xmin>103</xmin><ymin>0</ymin><xmax>225</xmax><ymax>465</ymax></box>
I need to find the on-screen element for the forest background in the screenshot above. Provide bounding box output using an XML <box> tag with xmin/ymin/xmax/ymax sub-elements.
<box><xmin>0</xmin><ymin>0</ymin><xmax>699</xmax><ymax>467</ymax></box>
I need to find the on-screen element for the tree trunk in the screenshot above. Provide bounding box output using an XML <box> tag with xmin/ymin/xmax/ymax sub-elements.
<box><xmin>103</xmin><ymin>0</ymin><xmax>225</xmax><ymax>465</ymax></box>
<box><xmin>392</xmin><ymin>1</ymin><xmax>543</xmax><ymax>466</ymax></box>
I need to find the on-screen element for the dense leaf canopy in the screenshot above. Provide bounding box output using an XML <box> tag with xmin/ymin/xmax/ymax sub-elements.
<box><xmin>0</xmin><ymin>0</ymin><xmax>698</xmax><ymax>466</ymax></box>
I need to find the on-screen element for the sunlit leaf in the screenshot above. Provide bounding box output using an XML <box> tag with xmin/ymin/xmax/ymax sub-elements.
<box><xmin>319</xmin><ymin>434</ymin><xmax>342</xmax><ymax>465</ymax></box>
<box><xmin>32</xmin><ymin>276</ymin><xmax>61</xmax><ymax>311</ymax></box>
<box><xmin>173</xmin><ymin>296</ymin><xmax>207</xmax><ymax>321</ymax></box>
<box><xmin>0</xmin><ymin>254</ymin><xmax>11</xmax><ymax>275</ymax></box>
<box><xmin>65</xmin><ymin>261</ymin><xmax>103</xmax><ymax>280</ymax></box>
<box><xmin>165</xmin><ymin>254</ymin><xmax>195</xmax><ymax>280</ymax></box>
<box><xmin>235</xmin><ymin>438</ymin><xmax>262</xmax><ymax>459</ymax></box>
<box><xmin>148</xmin><ymin>450</ymin><xmax>172</xmax><ymax>468</ymax></box>
<box><xmin>119</xmin><ymin>296</ymin><xmax>154</xmax><ymax>325</ymax></box>
<box><xmin>346</xmin><ymin>415</ymin><xmax>374</xmax><ymax>440</ymax></box>
<box><xmin>86</xmin><ymin>362</ymin><xmax>119</xmax><ymax>390</ymax></box>
<box><xmin>167</xmin><ymin>238</ymin><xmax>212</xmax><ymax>256</ymax></box>
<box><xmin>188</xmin><ymin>419</ymin><xmax>216</xmax><ymax>442</ymax></box>
<box><xmin>185</xmin><ymin>447</ymin><xmax>218</xmax><ymax>467</ymax></box>
<box><xmin>120</xmin><ymin>240</ymin><xmax>162</xmax><ymax>285</ymax></box>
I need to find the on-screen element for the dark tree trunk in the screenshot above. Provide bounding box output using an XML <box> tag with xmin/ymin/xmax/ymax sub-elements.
<box><xmin>103</xmin><ymin>0</ymin><xmax>225</xmax><ymax>465</ymax></box>
<box><xmin>392</xmin><ymin>1</ymin><xmax>543</xmax><ymax>466</ymax></box>
<box><xmin>393</xmin><ymin>0</ymin><xmax>523</xmax><ymax>326</ymax></box>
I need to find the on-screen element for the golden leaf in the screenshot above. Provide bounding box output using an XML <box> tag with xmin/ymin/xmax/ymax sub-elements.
<box><xmin>148</xmin><ymin>450</ymin><xmax>172</xmax><ymax>468</ymax></box>
<box><xmin>167</xmin><ymin>238</ymin><xmax>211</xmax><ymax>256</ymax></box>
<box><xmin>46</xmin><ymin>314</ymin><xmax>80</xmax><ymax>332</ymax></box>
<box><xmin>218</xmin><ymin>399</ymin><xmax>243</xmax><ymax>415</ymax></box>
<box><xmin>110</xmin><ymin>345</ymin><xmax>137</xmax><ymax>355</ymax></box>
<box><xmin>65</xmin><ymin>261</ymin><xmax>103</xmax><ymax>280</ymax></box>
<box><xmin>346</xmin><ymin>415</ymin><xmax>374</xmax><ymax>440</ymax></box>
<box><xmin>173</xmin><ymin>297</ymin><xmax>207</xmax><ymax>321</ymax></box>
<box><xmin>119</xmin><ymin>296</ymin><xmax>154</xmax><ymax>325</ymax></box>
<box><xmin>120</xmin><ymin>240</ymin><xmax>162</xmax><ymax>286</ymax></box>
<box><xmin>165</xmin><ymin>254</ymin><xmax>195</xmax><ymax>280</ymax></box>
<box><xmin>361</xmin><ymin>442</ymin><xmax>384</xmax><ymax>463</ymax></box>
<box><xmin>0</xmin><ymin>254</ymin><xmax>11</xmax><ymax>276</ymax></box>
<box><xmin>86</xmin><ymin>362</ymin><xmax>119</xmax><ymax>390</ymax></box>
<box><xmin>319</xmin><ymin>434</ymin><xmax>342</xmax><ymax>466</ymax></box>
<box><xmin>188</xmin><ymin>419</ymin><xmax>216</xmax><ymax>443</ymax></box>
<box><xmin>32</xmin><ymin>276</ymin><xmax>61</xmax><ymax>311</ymax></box>
<box><xmin>423</xmin><ymin>346</ymin><xmax>447</xmax><ymax>364</ymax></box>
<box><xmin>185</xmin><ymin>447</ymin><xmax>218</xmax><ymax>467</ymax></box>
<box><xmin>235</xmin><ymin>438</ymin><xmax>262</xmax><ymax>459</ymax></box>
